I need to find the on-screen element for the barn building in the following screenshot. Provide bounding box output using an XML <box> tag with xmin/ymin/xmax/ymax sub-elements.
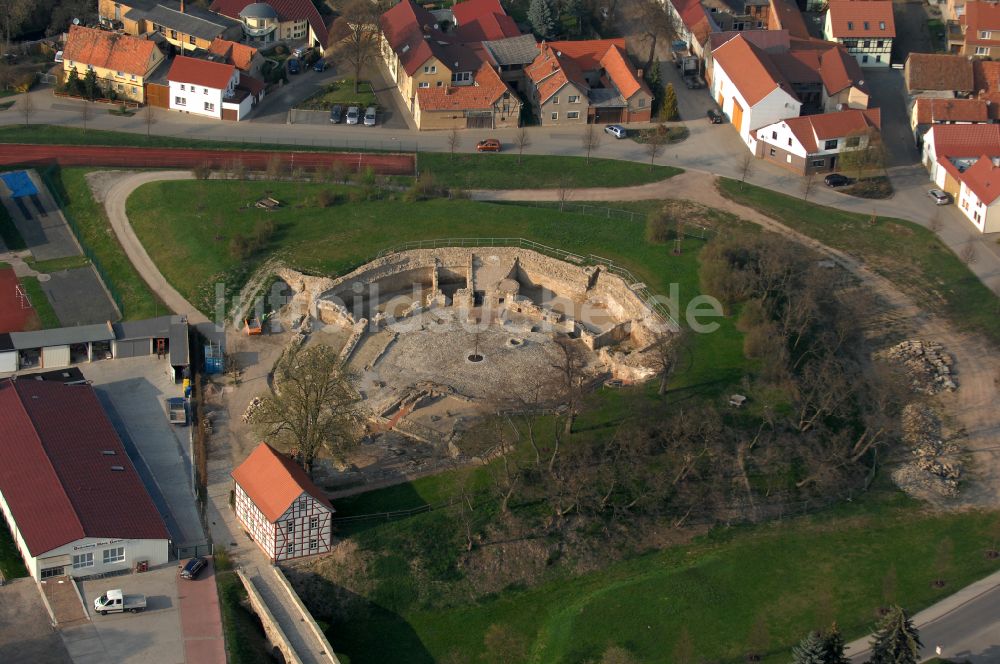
<box><xmin>231</xmin><ymin>443</ymin><xmax>335</xmax><ymax>562</ymax></box>
<box><xmin>0</xmin><ymin>378</ymin><xmax>170</xmax><ymax>581</ymax></box>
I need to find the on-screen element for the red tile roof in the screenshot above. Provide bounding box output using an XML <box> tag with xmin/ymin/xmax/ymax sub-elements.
<box><xmin>210</xmin><ymin>0</ymin><xmax>329</xmax><ymax>48</ymax></box>
<box><xmin>208</xmin><ymin>38</ymin><xmax>258</xmax><ymax>72</ymax></box>
<box><xmin>779</xmin><ymin>108</ymin><xmax>880</xmax><ymax>153</ymax></box>
<box><xmin>960</xmin><ymin>154</ymin><xmax>1000</xmax><ymax>204</ymax></box>
<box><xmin>238</xmin><ymin>73</ymin><xmax>265</xmax><ymax>96</ymax></box>
<box><xmin>380</xmin><ymin>0</ymin><xmax>480</xmax><ymax>76</ymax></box>
<box><xmin>417</xmin><ymin>61</ymin><xmax>510</xmax><ymax>111</ymax></box>
<box><xmin>825</xmin><ymin>0</ymin><xmax>896</xmax><ymax>38</ymax></box>
<box><xmin>599</xmin><ymin>43</ymin><xmax>649</xmax><ymax>100</ymax></box>
<box><xmin>973</xmin><ymin>59</ymin><xmax>1000</xmax><ymax>94</ymax></box>
<box><xmin>713</xmin><ymin>34</ymin><xmax>793</xmax><ymax>106</ymax></box>
<box><xmin>63</xmin><ymin>25</ymin><xmax>160</xmax><ymax>77</ymax></box>
<box><xmin>231</xmin><ymin>443</ymin><xmax>334</xmax><ymax>522</ymax></box>
<box><xmin>964</xmin><ymin>1</ymin><xmax>1000</xmax><ymax>46</ymax></box>
<box><xmin>526</xmin><ymin>42</ymin><xmax>588</xmax><ymax>103</ymax></box>
<box><xmin>906</xmin><ymin>53</ymin><xmax>975</xmax><ymax>92</ymax></box>
<box><xmin>672</xmin><ymin>0</ymin><xmax>714</xmax><ymax>44</ymax></box>
<box><xmin>915</xmin><ymin>97</ymin><xmax>990</xmax><ymax>124</ymax></box>
<box><xmin>769</xmin><ymin>0</ymin><xmax>811</xmax><ymax>39</ymax></box>
<box><xmin>0</xmin><ymin>379</ymin><xmax>169</xmax><ymax>557</ymax></box>
<box><xmin>818</xmin><ymin>42</ymin><xmax>867</xmax><ymax>95</ymax></box>
<box><xmin>545</xmin><ymin>39</ymin><xmax>626</xmax><ymax>70</ymax></box>
<box><xmin>452</xmin><ymin>0</ymin><xmax>520</xmax><ymax>41</ymax></box>
<box><xmin>710</xmin><ymin>29</ymin><xmax>791</xmax><ymax>53</ymax></box>
<box><xmin>167</xmin><ymin>55</ymin><xmax>236</xmax><ymax>89</ymax></box>
<box><xmin>928</xmin><ymin>123</ymin><xmax>1000</xmax><ymax>160</ymax></box>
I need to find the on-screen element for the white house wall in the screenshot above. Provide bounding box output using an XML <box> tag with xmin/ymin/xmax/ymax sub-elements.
<box><xmin>756</xmin><ymin>121</ymin><xmax>809</xmax><ymax>158</ymax></box>
<box><xmin>958</xmin><ymin>182</ymin><xmax>1000</xmax><ymax>233</ymax></box>
<box><xmin>712</xmin><ymin>59</ymin><xmax>801</xmax><ymax>152</ymax></box>
<box><xmin>0</xmin><ymin>350</ymin><xmax>17</xmax><ymax>373</ymax></box>
<box><xmin>169</xmin><ymin>70</ymin><xmax>238</xmax><ymax>120</ymax></box>
<box><xmin>35</xmin><ymin>536</ymin><xmax>169</xmax><ymax>580</ymax></box>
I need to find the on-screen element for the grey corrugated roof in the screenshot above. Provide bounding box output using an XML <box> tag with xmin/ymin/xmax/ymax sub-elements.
<box><xmin>124</xmin><ymin>3</ymin><xmax>238</xmax><ymax>41</ymax></box>
<box><xmin>169</xmin><ymin>321</ymin><xmax>189</xmax><ymax>366</ymax></box>
<box><xmin>113</xmin><ymin>315</ymin><xmax>181</xmax><ymax>341</ymax></box>
<box><xmin>589</xmin><ymin>87</ymin><xmax>626</xmax><ymax>107</ymax></box>
<box><xmin>483</xmin><ymin>34</ymin><xmax>539</xmax><ymax>67</ymax></box>
<box><xmin>0</xmin><ymin>333</ymin><xmax>13</xmax><ymax>352</ymax></box>
<box><xmin>11</xmin><ymin>323</ymin><xmax>115</xmax><ymax>349</ymax></box>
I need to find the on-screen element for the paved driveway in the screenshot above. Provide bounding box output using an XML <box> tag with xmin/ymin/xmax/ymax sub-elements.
<box><xmin>0</xmin><ymin>578</ymin><xmax>72</xmax><ymax>663</ymax></box>
<box><xmin>864</xmin><ymin>68</ymin><xmax>919</xmax><ymax>166</ymax></box>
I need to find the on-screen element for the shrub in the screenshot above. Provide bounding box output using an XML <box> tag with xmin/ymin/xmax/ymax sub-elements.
<box><xmin>192</xmin><ymin>163</ymin><xmax>213</xmax><ymax>180</ymax></box>
<box><xmin>228</xmin><ymin>234</ymin><xmax>250</xmax><ymax>260</ymax></box>
<box><xmin>214</xmin><ymin>545</ymin><xmax>232</xmax><ymax>571</ymax></box>
<box><xmin>645</xmin><ymin>208</ymin><xmax>675</xmax><ymax>243</ymax></box>
<box><xmin>315</xmin><ymin>189</ymin><xmax>342</xmax><ymax>207</ymax></box>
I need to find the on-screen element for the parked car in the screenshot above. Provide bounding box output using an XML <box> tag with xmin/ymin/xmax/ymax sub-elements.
<box><xmin>363</xmin><ymin>106</ymin><xmax>377</xmax><ymax>126</ymax></box>
<box><xmin>706</xmin><ymin>109</ymin><xmax>723</xmax><ymax>124</ymax></box>
<box><xmin>330</xmin><ymin>104</ymin><xmax>343</xmax><ymax>123</ymax></box>
<box><xmin>180</xmin><ymin>557</ymin><xmax>207</xmax><ymax>580</ymax></box>
<box><xmin>476</xmin><ymin>138</ymin><xmax>502</xmax><ymax>152</ymax></box>
<box><xmin>287</xmin><ymin>58</ymin><xmax>300</xmax><ymax>75</ymax></box>
<box><xmin>313</xmin><ymin>59</ymin><xmax>327</xmax><ymax>72</ymax></box>
<box><xmin>292</xmin><ymin>46</ymin><xmax>311</xmax><ymax>59</ymax></box>
<box><xmin>604</xmin><ymin>124</ymin><xmax>627</xmax><ymax>139</ymax></box>
<box><xmin>346</xmin><ymin>106</ymin><xmax>360</xmax><ymax>125</ymax></box>
<box><xmin>54</xmin><ymin>50</ymin><xmax>63</xmax><ymax>63</ymax></box>
<box><xmin>683</xmin><ymin>75</ymin><xmax>704</xmax><ymax>89</ymax></box>
<box><xmin>824</xmin><ymin>173</ymin><xmax>853</xmax><ymax>188</ymax></box>
<box><xmin>94</xmin><ymin>589</ymin><xmax>146</xmax><ymax>615</ymax></box>
<box><xmin>928</xmin><ymin>188</ymin><xmax>952</xmax><ymax>205</ymax></box>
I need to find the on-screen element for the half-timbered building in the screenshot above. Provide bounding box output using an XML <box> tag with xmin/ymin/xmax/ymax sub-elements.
<box><xmin>231</xmin><ymin>443</ymin><xmax>335</xmax><ymax>562</ymax></box>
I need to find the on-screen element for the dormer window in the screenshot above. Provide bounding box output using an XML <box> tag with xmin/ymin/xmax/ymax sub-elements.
<box><xmin>847</xmin><ymin>21</ymin><xmax>854</xmax><ymax>30</ymax></box>
<box><xmin>863</xmin><ymin>21</ymin><xmax>869</xmax><ymax>29</ymax></box>
<box><xmin>879</xmin><ymin>21</ymin><xmax>886</xmax><ymax>29</ymax></box>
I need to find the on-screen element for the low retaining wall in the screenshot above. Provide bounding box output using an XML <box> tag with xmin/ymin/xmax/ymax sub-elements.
<box><xmin>273</xmin><ymin>567</ymin><xmax>341</xmax><ymax>664</ymax></box>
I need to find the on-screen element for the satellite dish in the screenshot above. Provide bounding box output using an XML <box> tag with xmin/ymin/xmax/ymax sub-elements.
<box><xmin>73</xmin><ymin>18</ymin><xmax>81</xmax><ymax>25</ymax></box>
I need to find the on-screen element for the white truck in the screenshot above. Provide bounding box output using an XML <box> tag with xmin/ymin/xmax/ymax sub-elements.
<box><xmin>93</xmin><ymin>589</ymin><xmax>147</xmax><ymax>615</ymax></box>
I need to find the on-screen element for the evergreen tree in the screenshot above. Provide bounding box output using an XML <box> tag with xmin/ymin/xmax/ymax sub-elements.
<box><xmin>821</xmin><ymin>623</ymin><xmax>850</xmax><ymax>664</ymax></box>
<box><xmin>662</xmin><ymin>82</ymin><xmax>679</xmax><ymax>121</ymax></box>
<box><xmin>83</xmin><ymin>68</ymin><xmax>98</xmax><ymax>100</ymax></box>
<box><xmin>792</xmin><ymin>631</ymin><xmax>827</xmax><ymax>664</ymax></box>
<box><xmin>565</xmin><ymin>0</ymin><xmax>587</xmax><ymax>35</ymax></box>
<box><xmin>64</xmin><ymin>67</ymin><xmax>81</xmax><ymax>96</ymax></box>
<box><xmin>528</xmin><ymin>0</ymin><xmax>556</xmax><ymax>38</ymax></box>
<box><xmin>867</xmin><ymin>606</ymin><xmax>921</xmax><ymax>664</ymax></box>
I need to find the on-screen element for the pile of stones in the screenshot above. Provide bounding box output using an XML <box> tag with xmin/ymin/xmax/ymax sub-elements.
<box><xmin>891</xmin><ymin>404</ymin><xmax>962</xmax><ymax>498</ymax></box>
<box><xmin>875</xmin><ymin>340</ymin><xmax>956</xmax><ymax>394</ymax></box>
<box><xmin>243</xmin><ymin>396</ymin><xmax>264</xmax><ymax>424</ymax></box>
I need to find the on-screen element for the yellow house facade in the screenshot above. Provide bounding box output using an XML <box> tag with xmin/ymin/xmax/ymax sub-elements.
<box><xmin>62</xmin><ymin>25</ymin><xmax>165</xmax><ymax>103</ymax></box>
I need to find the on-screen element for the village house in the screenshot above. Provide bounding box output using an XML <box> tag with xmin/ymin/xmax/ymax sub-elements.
<box><xmin>904</xmin><ymin>52</ymin><xmax>975</xmax><ymax>99</ymax></box>
<box><xmin>922</xmin><ymin>123</ymin><xmax>1000</xmax><ymax>193</ymax></box>
<box><xmin>754</xmin><ymin>107</ymin><xmax>881</xmax><ymax>174</ymax></box>
<box><xmin>62</xmin><ymin>25</ymin><xmax>165</xmax><ymax>103</ymax></box>
<box><xmin>451</xmin><ymin>0</ymin><xmax>522</xmax><ymax>42</ymax></box>
<box><xmin>667</xmin><ymin>0</ymin><xmax>715</xmax><ymax>59</ymax></box>
<box><xmin>822</xmin><ymin>0</ymin><xmax>895</xmax><ymax>67</ymax></box>
<box><xmin>231</xmin><ymin>443</ymin><xmax>335</xmax><ymax>562</ymax></box>
<box><xmin>524</xmin><ymin>40</ymin><xmax>653</xmax><ymax>126</ymax></box>
<box><xmin>210</xmin><ymin>0</ymin><xmax>330</xmax><ymax>53</ymax></box>
<box><xmin>208</xmin><ymin>37</ymin><xmax>265</xmax><ymax>78</ymax></box>
<box><xmin>167</xmin><ymin>55</ymin><xmax>257</xmax><ymax>120</ymax></box>
<box><xmin>481</xmin><ymin>34</ymin><xmax>542</xmax><ymax>92</ymax></box>
<box><xmin>702</xmin><ymin>0</ymin><xmax>771</xmax><ymax>32</ymax></box>
<box><xmin>956</xmin><ymin>153</ymin><xmax>1000</xmax><ymax>232</ymax></box>
<box><xmin>414</xmin><ymin>61</ymin><xmax>521</xmax><ymax>130</ymax></box>
<box><xmin>0</xmin><ymin>378</ymin><xmax>170</xmax><ymax>581</ymax></box>
<box><xmin>946</xmin><ymin>0</ymin><xmax>1000</xmax><ymax>56</ymax></box>
<box><xmin>99</xmin><ymin>0</ymin><xmax>242</xmax><ymax>54</ymax></box>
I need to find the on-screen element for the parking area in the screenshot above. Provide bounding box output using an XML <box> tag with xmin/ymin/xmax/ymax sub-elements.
<box><xmin>63</xmin><ymin>565</ymin><xmax>184</xmax><ymax>664</ymax></box>
<box><xmin>177</xmin><ymin>559</ymin><xmax>225</xmax><ymax>664</ymax></box>
<box><xmin>0</xmin><ymin>578</ymin><xmax>72</xmax><ymax>663</ymax></box>
<box><xmin>40</xmin><ymin>266</ymin><xmax>120</xmax><ymax>326</ymax></box>
<box><xmin>81</xmin><ymin>356</ymin><xmax>207</xmax><ymax>551</ymax></box>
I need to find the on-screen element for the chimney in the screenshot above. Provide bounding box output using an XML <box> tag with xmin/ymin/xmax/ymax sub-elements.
<box><xmin>637</xmin><ymin>68</ymin><xmax>643</xmax><ymax>78</ymax></box>
<box><xmin>180</xmin><ymin>0</ymin><xmax>185</xmax><ymax>12</ymax></box>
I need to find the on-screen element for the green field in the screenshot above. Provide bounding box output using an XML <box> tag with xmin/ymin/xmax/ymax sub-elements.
<box><xmin>216</xmin><ymin>571</ymin><xmax>273</xmax><ymax>664</ymax></box>
<box><xmin>322</xmin><ymin>492</ymin><xmax>999</xmax><ymax>664</ymax></box>
<box><xmin>43</xmin><ymin>168</ymin><xmax>164</xmax><ymax>320</ymax></box>
<box><xmin>719</xmin><ymin>179</ymin><xmax>1000</xmax><ymax>345</ymax></box>
<box><xmin>417</xmin><ymin>152</ymin><xmax>681</xmax><ymax>189</ymax></box>
<box><xmin>20</xmin><ymin>276</ymin><xmax>60</xmax><ymax>328</ymax></box>
<box><xmin>297</xmin><ymin>79</ymin><xmax>378</xmax><ymax>110</ymax></box>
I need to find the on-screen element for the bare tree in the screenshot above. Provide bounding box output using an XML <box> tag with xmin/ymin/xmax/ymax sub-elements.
<box><xmin>550</xmin><ymin>336</ymin><xmax>587</xmax><ymax>435</ymax></box>
<box><xmin>250</xmin><ymin>344</ymin><xmax>363</xmax><ymax>474</ymax></box>
<box><xmin>581</xmin><ymin>123</ymin><xmax>601</xmax><ymax>164</ymax></box>
<box><xmin>447</xmin><ymin>128</ymin><xmax>462</xmax><ymax>159</ymax></box>
<box><xmin>556</xmin><ymin>178</ymin><xmax>571</xmax><ymax>212</ymax></box>
<box><xmin>634</xmin><ymin>0</ymin><xmax>678</xmax><ymax>71</ymax></box>
<box><xmin>144</xmin><ymin>103</ymin><xmax>156</xmax><ymax>138</ymax></box>
<box><xmin>0</xmin><ymin>2</ymin><xmax>32</xmax><ymax>53</ymax></box>
<box><xmin>514</xmin><ymin>127</ymin><xmax>530</xmax><ymax>165</ymax></box>
<box><xmin>329</xmin><ymin>0</ymin><xmax>380</xmax><ymax>94</ymax></box>
<box><xmin>643</xmin><ymin>129</ymin><xmax>666</xmax><ymax>170</ymax></box>
<box><xmin>839</xmin><ymin>128</ymin><xmax>886</xmax><ymax>181</ymax></box>
<box><xmin>647</xmin><ymin>330</ymin><xmax>683</xmax><ymax>396</ymax></box>
<box><xmin>80</xmin><ymin>101</ymin><xmax>90</xmax><ymax>132</ymax></box>
<box><xmin>20</xmin><ymin>88</ymin><xmax>31</xmax><ymax>128</ymax></box>
<box><xmin>739</xmin><ymin>152</ymin><xmax>754</xmax><ymax>189</ymax></box>
<box><xmin>800</xmin><ymin>172</ymin><xmax>816</xmax><ymax>201</ymax></box>
<box><xmin>961</xmin><ymin>239</ymin><xmax>978</xmax><ymax>265</ymax></box>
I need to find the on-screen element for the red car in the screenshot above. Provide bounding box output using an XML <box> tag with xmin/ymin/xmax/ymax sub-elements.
<box><xmin>476</xmin><ymin>138</ymin><xmax>501</xmax><ymax>152</ymax></box>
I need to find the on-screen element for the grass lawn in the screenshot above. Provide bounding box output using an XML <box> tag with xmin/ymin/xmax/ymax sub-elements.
<box><xmin>417</xmin><ymin>152</ymin><xmax>681</xmax><ymax>189</ymax></box>
<box><xmin>26</xmin><ymin>255</ymin><xmax>91</xmax><ymax>272</ymax></box>
<box><xmin>297</xmin><ymin>79</ymin><xmax>377</xmax><ymax>110</ymax></box>
<box><xmin>21</xmin><ymin>276</ymin><xmax>60</xmax><ymax>328</ymax></box>
<box><xmin>718</xmin><ymin>178</ymin><xmax>1000</xmax><ymax>345</ymax></box>
<box><xmin>216</xmin><ymin>570</ymin><xmax>273</xmax><ymax>664</ymax></box>
<box><xmin>325</xmin><ymin>493</ymin><xmax>1000</xmax><ymax>664</ymax></box>
<box><xmin>127</xmin><ymin>179</ymin><xmax>745</xmax><ymax>392</ymax></box>
<box><xmin>0</xmin><ymin>516</ymin><xmax>27</xmax><ymax>579</ymax></box>
<box><xmin>42</xmin><ymin>167</ymin><xmax>165</xmax><ymax>320</ymax></box>
<box><xmin>0</xmin><ymin>195</ymin><xmax>25</xmax><ymax>250</ymax></box>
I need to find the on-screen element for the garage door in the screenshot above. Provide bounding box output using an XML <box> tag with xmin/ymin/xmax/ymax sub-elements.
<box><xmin>115</xmin><ymin>339</ymin><xmax>150</xmax><ymax>358</ymax></box>
<box><xmin>731</xmin><ymin>100</ymin><xmax>744</xmax><ymax>132</ymax></box>
<box><xmin>0</xmin><ymin>351</ymin><xmax>16</xmax><ymax>372</ymax></box>
<box><xmin>42</xmin><ymin>345</ymin><xmax>70</xmax><ymax>368</ymax></box>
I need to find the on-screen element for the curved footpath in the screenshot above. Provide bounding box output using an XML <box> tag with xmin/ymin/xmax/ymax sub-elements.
<box><xmin>101</xmin><ymin>170</ymin><xmax>208</xmax><ymax>324</ymax></box>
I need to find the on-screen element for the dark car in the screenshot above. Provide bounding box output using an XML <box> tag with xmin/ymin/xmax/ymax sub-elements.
<box><xmin>706</xmin><ymin>109</ymin><xmax>723</xmax><ymax>124</ymax></box>
<box><xmin>824</xmin><ymin>173</ymin><xmax>853</xmax><ymax>188</ymax></box>
<box><xmin>287</xmin><ymin>58</ymin><xmax>300</xmax><ymax>75</ymax></box>
<box><xmin>330</xmin><ymin>104</ymin><xmax>343</xmax><ymax>123</ymax></box>
<box><xmin>180</xmin><ymin>557</ymin><xmax>207</xmax><ymax>580</ymax></box>
<box><xmin>313</xmin><ymin>59</ymin><xmax>327</xmax><ymax>72</ymax></box>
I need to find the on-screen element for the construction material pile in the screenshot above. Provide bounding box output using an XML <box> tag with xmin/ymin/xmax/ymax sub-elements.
<box><xmin>891</xmin><ymin>404</ymin><xmax>962</xmax><ymax>499</ymax></box>
<box><xmin>875</xmin><ymin>340</ymin><xmax>956</xmax><ymax>394</ymax></box>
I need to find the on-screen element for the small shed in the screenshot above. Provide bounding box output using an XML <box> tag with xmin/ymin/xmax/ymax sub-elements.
<box><xmin>10</xmin><ymin>323</ymin><xmax>116</xmax><ymax>370</ymax></box>
<box><xmin>112</xmin><ymin>315</ymin><xmax>190</xmax><ymax>379</ymax></box>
